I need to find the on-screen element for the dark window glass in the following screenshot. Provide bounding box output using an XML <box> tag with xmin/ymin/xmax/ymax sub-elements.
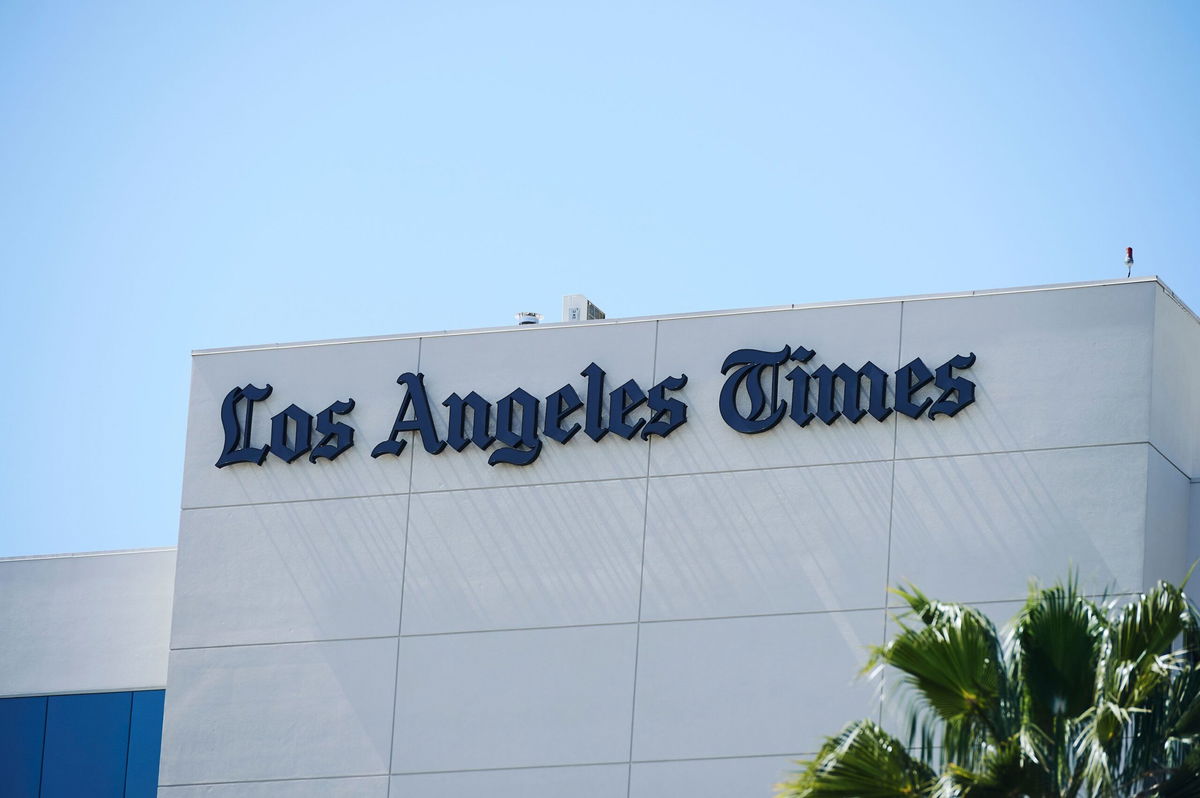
<box><xmin>41</xmin><ymin>691</ymin><xmax>132</xmax><ymax>798</ymax></box>
<box><xmin>0</xmin><ymin>696</ymin><xmax>47</xmax><ymax>798</ymax></box>
<box><xmin>125</xmin><ymin>690</ymin><xmax>165</xmax><ymax>797</ymax></box>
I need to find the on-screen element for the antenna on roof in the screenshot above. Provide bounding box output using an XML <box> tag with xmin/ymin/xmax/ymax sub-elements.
<box><xmin>1125</xmin><ymin>247</ymin><xmax>1134</xmax><ymax>278</ymax></box>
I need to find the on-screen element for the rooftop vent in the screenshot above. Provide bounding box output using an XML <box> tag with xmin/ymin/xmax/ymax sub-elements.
<box><xmin>515</xmin><ymin>311</ymin><xmax>543</xmax><ymax>326</ymax></box>
<box><xmin>562</xmin><ymin>294</ymin><xmax>605</xmax><ymax>323</ymax></box>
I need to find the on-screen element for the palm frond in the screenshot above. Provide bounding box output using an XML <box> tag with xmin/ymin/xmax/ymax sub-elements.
<box><xmin>778</xmin><ymin>719</ymin><xmax>936</xmax><ymax>798</ymax></box>
<box><xmin>878</xmin><ymin>601</ymin><xmax>1008</xmax><ymax>741</ymax></box>
<box><xmin>1111</xmin><ymin>583</ymin><xmax>1189</xmax><ymax>678</ymax></box>
<box><xmin>944</xmin><ymin>735</ymin><xmax>1049</xmax><ymax>797</ymax></box>
<box><xmin>808</xmin><ymin>576</ymin><xmax>1200</xmax><ymax>797</ymax></box>
<box><xmin>1014</xmin><ymin>583</ymin><xmax>1102</xmax><ymax>735</ymax></box>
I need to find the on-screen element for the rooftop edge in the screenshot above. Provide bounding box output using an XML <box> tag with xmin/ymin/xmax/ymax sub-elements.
<box><xmin>0</xmin><ymin>546</ymin><xmax>178</xmax><ymax>563</ymax></box>
<box><xmin>192</xmin><ymin>275</ymin><xmax>1183</xmax><ymax>357</ymax></box>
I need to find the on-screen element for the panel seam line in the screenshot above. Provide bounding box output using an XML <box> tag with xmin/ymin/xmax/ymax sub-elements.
<box><xmin>879</xmin><ymin>299</ymin><xmax>904</xmax><ymax>725</ymax></box>
<box><xmin>385</xmin><ymin>336</ymin><xmax>423</xmax><ymax>794</ymax></box>
<box><xmin>180</xmin><ymin>442</ymin><xmax>1165</xmax><ymax>512</ymax></box>
<box><xmin>626</xmin><ymin>319</ymin><xmax>659</xmax><ymax>798</ymax></box>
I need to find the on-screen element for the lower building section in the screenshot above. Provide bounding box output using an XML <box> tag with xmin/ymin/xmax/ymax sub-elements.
<box><xmin>0</xmin><ymin>690</ymin><xmax>165</xmax><ymax>798</ymax></box>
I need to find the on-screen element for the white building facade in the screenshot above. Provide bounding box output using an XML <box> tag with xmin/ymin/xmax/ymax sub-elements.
<box><xmin>3</xmin><ymin>277</ymin><xmax>1198</xmax><ymax>797</ymax></box>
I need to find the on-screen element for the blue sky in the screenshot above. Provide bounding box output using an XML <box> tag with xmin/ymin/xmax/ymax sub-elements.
<box><xmin>1</xmin><ymin>2</ymin><xmax>1198</xmax><ymax>557</ymax></box>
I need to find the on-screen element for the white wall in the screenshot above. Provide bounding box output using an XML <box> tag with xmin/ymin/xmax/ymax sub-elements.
<box><xmin>163</xmin><ymin>277</ymin><xmax>1191</xmax><ymax>798</ymax></box>
<box><xmin>1149</xmin><ymin>284</ymin><xmax>1200</xmax><ymax>594</ymax></box>
<box><xmin>0</xmin><ymin>548</ymin><xmax>176</xmax><ymax>697</ymax></box>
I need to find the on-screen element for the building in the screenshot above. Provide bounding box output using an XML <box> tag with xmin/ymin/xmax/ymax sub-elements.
<box><xmin>2</xmin><ymin>276</ymin><xmax>1198</xmax><ymax>797</ymax></box>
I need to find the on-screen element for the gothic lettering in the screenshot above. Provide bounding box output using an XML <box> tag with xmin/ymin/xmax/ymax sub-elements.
<box><xmin>215</xmin><ymin>384</ymin><xmax>273</xmax><ymax>467</ymax></box>
<box><xmin>371</xmin><ymin>372</ymin><xmax>445</xmax><ymax>458</ymax></box>
<box><xmin>310</xmin><ymin>399</ymin><xmax>356</xmax><ymax>462</ymax></box>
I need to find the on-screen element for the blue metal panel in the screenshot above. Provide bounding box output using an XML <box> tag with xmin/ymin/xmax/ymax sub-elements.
<box><xmin>41</xmin><ymin>692</ymin><xmax>132</xmax><ymax>798</ymax></box>
<box><xmin>124</xmin><ymin>690</ymin><xmax>165</xmax><ymax>798</ymax></box>
<box><xmin>0</xmin><ymin>696</ymin><xmax>47</xmax><ymax>798</ymax></box>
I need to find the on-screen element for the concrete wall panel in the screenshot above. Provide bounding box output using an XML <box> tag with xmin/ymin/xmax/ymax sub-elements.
<box><xmin>1151</xmin><ymin>287</ymin><xmax>1200</xmax><ymax>477</ymax></box>
<box><xmin>1143</xmin><ymin>447</ymin><xmax>1191</xmax><ymax>590</ymax></box>
<box><xmin>889</xmin><ymin>445</ymin><xmax>1149</xmax><ymax>604</ymax></box>
<box><xmin>183</xmin><ymin>338</ymin><xmax>420</xmax><ymax>509</ymax></box>
<box><xmin>1190</xmin><ymin>482</ymin><xmax>1200</xmax><ymax>595</ymax></box>
<box><xmin>648</xmin><ymin>303</ymin><xmax>903</xmax><ymax>477</ymax></box>
<box><xmin>391</xmin><ymin>625</ymin><xmax>637</xmax><ymax>773</ymax></box>
<box><xmin>172</xmin><ymin>496</ymin><xmax>409</xmax><ymax>649</ymax></box>
<box><xmin>0</xmin><ymin>549</ymin><xmax>175</xmax><ymax>697</ymax></box>
<box><xmin>630</xmin><ymin>756</ymin><xmax>800</xmax><ymax>798</ymax></box>
<box><xmin>402</xmin><ymin>480</ymin><xmax>645</xmax><ymax>635</ymax></box>
<box><xmin>159</xmin><ymin>777</ymin><xmax>388</xmax><ymax>798</ymax></box>
<box><xmin>641</xmin><ymin>463</ymin><xmax>892</xmax><ymax>621</ymax></box>
<box><xmin>896</xmin><ymin>283</ymin><xmax>1155</xmax><ymax>460</ymax></box>
<box><xmin>631</xmin><ymin>611</ymin><xmax>882</xmax><ymax>761</ymax></box>
<box><xmin>410</xmin><ymin>321</ymin><xmax>658</xmax><ymax>492</ymax></box>
<box><xmin>390</xmin><ymin>764</ymin><xmax>629</xmax><ymax>797</ymax></box>
<box><xmin>160</xmin><ymin>638</ymin><xmax>396</xmax><ymax>785</ymax></box>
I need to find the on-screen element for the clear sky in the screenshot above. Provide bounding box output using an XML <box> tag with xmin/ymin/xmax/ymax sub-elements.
<box><xmin>1</xmin><ymin>2</ymin><xmax>1197</xmax><ymax>557</ymax></box>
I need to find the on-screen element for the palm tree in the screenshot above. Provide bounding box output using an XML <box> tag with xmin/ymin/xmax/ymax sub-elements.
<box><xmin>778</xmin><ymin>578</ymin><xmax>1200</xmax><ymax>797</ymax></box>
